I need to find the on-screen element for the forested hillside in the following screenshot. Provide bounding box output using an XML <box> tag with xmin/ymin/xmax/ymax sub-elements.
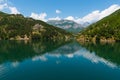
<box><xmin>0</xmin><ymin>12</ymin><xmax>72</xmax><ymax>41</ymax></box>
<box><xmin>77</xmin><ymin>9</ymin><xmax>120</xmax><ymax>42</ymax></box>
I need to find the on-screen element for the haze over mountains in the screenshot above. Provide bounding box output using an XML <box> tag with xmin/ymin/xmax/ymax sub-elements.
<box><xmin>47</xmin><ymin>20</ymin><xmax>90</xmax><ymax>33</ymax></box>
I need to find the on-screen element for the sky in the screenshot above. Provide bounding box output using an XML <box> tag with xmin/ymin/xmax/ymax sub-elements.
<box><xmin>0</xmin><ymin>0</ymin><xmax>120</xmax><ymax>24</ymax></box>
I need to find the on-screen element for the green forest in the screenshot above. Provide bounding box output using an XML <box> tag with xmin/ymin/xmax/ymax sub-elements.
<box><xmin>0</xmin><ymin>11</ymin><xmax>72</xmax><ymax>41</ymax></box>
<box><xmin>77</xmin><ymin>9</ymin><xmax>120</xmax><ymax>42</ymax></box>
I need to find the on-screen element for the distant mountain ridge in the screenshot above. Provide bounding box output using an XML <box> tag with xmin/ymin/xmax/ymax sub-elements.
<box><xmin>47</xmin><ymin>20</ymin><xmax>84</xmax><ymax>33</ymax></box>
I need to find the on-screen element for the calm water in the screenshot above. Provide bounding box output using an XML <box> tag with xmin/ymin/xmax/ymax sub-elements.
<box><xmin>0</xmin><ymin>40</ymin><xmax>120</xmax><ymax>80</ymax></box>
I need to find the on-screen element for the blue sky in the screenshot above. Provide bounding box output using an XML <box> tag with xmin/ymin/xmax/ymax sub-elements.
<box><xmin>0</xmin><ymin>0</ymin><xmax>120</xmax><ymax>24</ymax></box>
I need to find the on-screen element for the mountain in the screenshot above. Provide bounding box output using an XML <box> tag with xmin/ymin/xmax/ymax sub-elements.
<box><xmin>82</xmin><ymin>22</ymin><xmax>90</xmax><ymax>27</ymax></box>
<box><xmin>77</xmin><ymin>9</ymin><xmax>120</xmax><ymax>42</ymax></box>
<box><xmin>0</xmin><ymin>11</ymin><xmax>72</xmax><ymax>41</ymax></box>
<box><xmin>47</xmin><ymin>20</ymin><xmax>84</xmax><ymax>33</ymax></box>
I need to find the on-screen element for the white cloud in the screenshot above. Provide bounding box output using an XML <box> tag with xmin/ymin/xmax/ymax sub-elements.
<box><xmin>65</xmin><ymin>4</ymin><xmax>120</xmax><ymax>24</ymax></box>
<box><xmin>56</xmin><ymin>9</ymin><xmax>61</xmax><ymax>14</ymax></box>
<box><xmin>0</xmin><ymin>3</ymin><xmax>7</xmax><ymax>10</ymax></box>
<box><xmin>65</xmin><ymin>54</ymin><xmax>74</xmax><ymax>58</ymax></box>
<box><xmin>0</xmin><ymin>0</ymin><xmax>20</xmax><ymax>14</ymax></box>
<box><xmin>32</xmin><ymin>55</ymin><xmax>47</xmax><ymax>61</ymax></box>
<box><xmin>30</xmin><ymin>12</ymin><xmax>47</xmax><ymax>21</ymax></box>
<box><xmin>11</xmin><ymin>61</ymin><xmax>19</xmax><ymax>67</ymax></box>
<box><xmin>8</xmin><ymin>7</ymin><xmax>20</xmax><ymax>14</ymax></box>
<box><xmin>74</xmin><ymin>50</ymin><xmax>117</xmax><ymax>68</ymax></box>
<box><xmin>99</xmin><ymin>4</ymin><xmax>120</xmax><ymax>19</ymax></box>
<box><xmin>48</xmin><ymin>16</ymin><xmax>61</xmax><ymax>20</ymax></box>
<box><xmin>65</xmin><ymin>16</ymin><xmax>74</xmax><ymax>21</ymax></box>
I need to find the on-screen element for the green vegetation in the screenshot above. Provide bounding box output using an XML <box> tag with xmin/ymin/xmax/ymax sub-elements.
<box><xmin>77</xmin><ymin>9</ymin><xmax>120</xmax><ymax>42</ymax></box>
<box><xmin>79</xmin><ymin>42</ymin><xmax>120</xmax><ymax>66</ymax></box>
<box><xmin>0</xmin><ymin>40</ymin><xmax>71</xmax><ymax>64</ymax></box>
<box><xmin>0</xmin><ymin>11</ymin><xmax>72</xmax><ymax>41</ymax></box>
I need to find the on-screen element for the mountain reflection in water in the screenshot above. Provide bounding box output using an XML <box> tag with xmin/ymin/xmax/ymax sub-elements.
<box><xmin>0</xmin><ymin>40</ymin><xmax>120</xmax><ymax>80</ymax></box>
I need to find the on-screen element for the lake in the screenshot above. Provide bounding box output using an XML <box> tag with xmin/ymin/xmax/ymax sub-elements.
<box><xmin>0</xmin><ymin>40</ymin><xmax>120</xmax><ymax>80</ymax></box>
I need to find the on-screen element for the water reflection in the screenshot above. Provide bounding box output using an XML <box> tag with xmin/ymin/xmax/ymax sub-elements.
<box><xmin>32</xmin><ymin>41</ymin><xmax>82</xmax><ymax>61</ymax></box>
<box><xmin>32</xmin><ymin>41</ymin><xmax>119</xmax><ymax>69</ymax></box>
<box><xmin>0</xmin><ymin>40</ymin><xmax>120</xmax><ymax>68</ymax></box>
<box><xmin>0</xmin><ymin>40</ymin><xmax>69</xmax><ymax>64</ymax></box>
<box><xmin>0</xmin><ymin>40</ymin><xmax>120</xmax><ymax>80</ymax></box>
<box><xmin>79</xmin><ymin>42</ymin><xmax>120</xmax><ymax>67</ymax></box>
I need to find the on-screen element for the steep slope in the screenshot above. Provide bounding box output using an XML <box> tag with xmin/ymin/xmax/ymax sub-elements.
<box><xmin>77</xmin><ymin>9</ymin><xmax>120</xmax><ymax>42</ymax></box>
<box><xmin>0</xmin><ymin>12</ymin><xmax>72</xmax><ymax>41</ymax></box>
<box><xmin>47</xmin><ymin>20</ymin><xmax>84</xmax><ymax>33</ymax></box>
